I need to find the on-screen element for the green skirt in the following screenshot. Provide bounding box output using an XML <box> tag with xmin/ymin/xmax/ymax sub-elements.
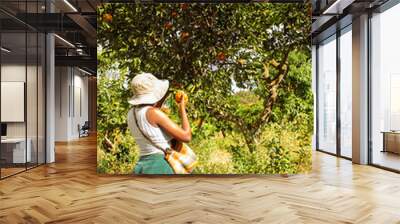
<box><xmin>134</xmin><ymin>153</ymin><xmax>174</xmax><ymax>174</ymax></box>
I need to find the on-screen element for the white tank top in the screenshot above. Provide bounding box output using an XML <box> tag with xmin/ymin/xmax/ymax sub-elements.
<box><xmin>127</xmin><ymin>106</ymin><xmax>172</xmax><ymax>156</ymax></box>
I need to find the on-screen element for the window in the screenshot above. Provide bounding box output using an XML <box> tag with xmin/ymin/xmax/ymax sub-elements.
<box><xmin>317</xmin><ymin>35</ymin><xmax>337</xmax><ymax>154</ymax></box>
<box><xmin>339</xmin><ymin>26</ymin><xmax>352</xmax><ymax>158</ymax></box>
<box><xmin>370</xmin><ymin>3</ymin><xmax>400</xmax><ymax>171</ymax></box>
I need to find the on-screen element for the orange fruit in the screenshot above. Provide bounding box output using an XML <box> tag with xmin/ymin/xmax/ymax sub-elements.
<box><xmin>103</xmin><ymin>13</ymin><xmax>113</xmax><ymax>22</ymax></box>
<box><xmin>180</xmin><ymin>3</ymin><xmax>189</xmax><ymax>10</ymax></box>
<box><xmin>171</xmin><ymin>11</ymin><xmax>178</xmax><ymax>18</ymax></box>
<box><xmin>217</xmin><ymin>52</ymin><xmax>226</xmax><ymax>61</ymax></box>
<box><xmin>175</xmin><ymin>91</ymin><xmax>188</xmax><ymax>104</ymax></box>
<box><xmin>180</xmin><ymin>31</ymin><xmax>190</xmax><ymax>41</ymax></box>
<box><xmin>164</xmin><ymin>21</ymin><xmax>173</xmax><ymax>30</ymax></box>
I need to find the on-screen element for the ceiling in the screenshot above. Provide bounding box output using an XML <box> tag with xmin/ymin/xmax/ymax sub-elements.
<box><xmin>6</xmin><ymin>0</ymin><xmax>384</xmax><ymax>74</ymax></box>
<box><xmin>311</xmin><ymin>0</ymin><xmax>391</xmax><ymax>43</ymax></box>
<box><xmin>0</xmin><ymin>0</ymin><xmax>99</xmax><ymax>75</ymax></box>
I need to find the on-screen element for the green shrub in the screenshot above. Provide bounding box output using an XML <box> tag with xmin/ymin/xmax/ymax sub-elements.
<box><xmin>97</xmin><ymin>128</ymin><xmax>139</xmax><ymax>174</ymax></box>
<box><xmin>191</xmin><ymin>134</ymin><xmax>235</xmax><ymax>174</ymax></box>
<box><xmin>97</xmin><ymin>71</ymin><xmax>140</xmax><ymax>174</ymax></box>
<box><xmin>189</xmin><ymin>122</ymin><xmax>312</xmax><ymax>174</ymax></box>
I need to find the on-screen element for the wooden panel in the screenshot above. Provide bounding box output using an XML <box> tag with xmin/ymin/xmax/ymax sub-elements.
<box><xmin>385</xmin><ymin>132</ymin><xmax>400</xmax><ymax>154</ymax></box>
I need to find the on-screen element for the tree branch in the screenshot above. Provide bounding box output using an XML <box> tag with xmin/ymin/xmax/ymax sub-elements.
<box><xmin>207</xmin><ymin>106</ymin><xmax>245</xmax><ymax>130</ymax></box>
<box><xmin>253</xmin><ymin>51</ymin><xmax>290</xmax><ymax>137</ymax></box>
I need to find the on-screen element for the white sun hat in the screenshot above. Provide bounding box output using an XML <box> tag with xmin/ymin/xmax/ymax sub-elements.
<box><xmin>128</xmin><ymin>72</ymin><xmax>169</xmax><ymax>106</ymax></box>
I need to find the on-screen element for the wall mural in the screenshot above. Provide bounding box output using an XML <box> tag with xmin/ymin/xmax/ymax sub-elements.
<box><xmin>97</xmin><ymin>3</ymin><xmax>313</xmax><ymax>175</ymax></box>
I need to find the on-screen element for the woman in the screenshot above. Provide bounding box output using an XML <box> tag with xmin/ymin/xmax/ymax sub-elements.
<box><xmin>127</xmin><ymin>72</ymin><xmax>191</xmax><ymax>174</ymax></box>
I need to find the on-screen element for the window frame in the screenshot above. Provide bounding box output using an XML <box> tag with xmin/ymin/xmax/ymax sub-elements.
<box><xmin>315</xmin><ymin>23</ymin><xmax>353</xmax><ymax>161</ymax></box>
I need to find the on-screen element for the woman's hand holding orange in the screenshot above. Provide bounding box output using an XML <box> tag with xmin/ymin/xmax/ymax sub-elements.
<box><xmin>175</xmin><ymin>91</ymin><xmax>188</xmax><ymax>108</ymax></box>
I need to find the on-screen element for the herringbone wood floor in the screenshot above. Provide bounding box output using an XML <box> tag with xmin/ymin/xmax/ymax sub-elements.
<box><xmin>1</xmin><ymin>135</ymin><xmax>400</xmax><ymax>224</ymax></box>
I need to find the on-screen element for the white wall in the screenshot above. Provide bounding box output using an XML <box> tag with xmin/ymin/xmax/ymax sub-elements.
<box><xmin>1</xmin><ymin>63</ymin><xmax>46</xmax><ymax>164</ymax></box>
<box><xmin>1</xmin><ymin>64</ymin><xmax>40</xmax><ymax>138</ymax></box>
<box><xmin>54</xmin><ymin>67</ymin><xmax>89</xmax><ymax>141</ymax></box>
<box><xmin>71</xmin><ymin>72</ymin><xmax>89</xmax><ymax>138</ymax></box>
<box><xmin>55</xmin><ymin>66</ymin><xmax>69</xmax><ymax>141</ymax></box>
<box><xmin>1</xmin><ymin>64</ymin><xmax>26</xmax><ymax>139</ymax></box>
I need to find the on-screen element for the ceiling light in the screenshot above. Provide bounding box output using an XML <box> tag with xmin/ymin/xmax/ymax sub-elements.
<box><xmin>54</xmin><ymin>34</ymin><xmax>75</xmax><ymax>48</ymax></box>
<box><xmin>63</xmin><ymin>0</ymin><xmax>78</xmax><ymax>12</ymax></box>
<box><xmin>1</xmin><ymin>47</ymin><xmax>11</xmax><ymax>53</ymax></box>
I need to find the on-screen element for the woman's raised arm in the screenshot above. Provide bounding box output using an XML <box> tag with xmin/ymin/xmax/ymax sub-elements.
<box><xmin>147</xmin><ymin>101</ymin><xmax>192</xmax><ymax>142</ymax></box>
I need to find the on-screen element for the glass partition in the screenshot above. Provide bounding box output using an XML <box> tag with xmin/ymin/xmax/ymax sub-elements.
<box><xmin>0</xmin><ymin>1</ymin><xmax>46</xmax><ymax>179</ymax></box>
<box><xmin>370</xmin><ymin>3</ymin><xmax>400</xmax><ymax>171</ymax></box>
<box><xmin>339</xmin><ymin>26</ymin><xmax>352</xmax><ymax>158</ymax></box>
<box><xmin>317</xmin><ymin>35</ymin><xmax>337</xmax><ymax>154</ymax></box>
<box><xmin>27</xmin><ymin>31</ymin><xmax>38</xmax><ymax>169</ymax></box>
<box><xmin>1</xmin><ymin>30</ymin><xmax>28</xmax><ymax>177</ymax></box>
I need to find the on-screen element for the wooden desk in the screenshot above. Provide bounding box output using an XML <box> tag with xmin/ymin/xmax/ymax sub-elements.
<box><xmin>1</xmin><ymin>138</ymin><xmax>31</xmax><ymax>163</ymax></box>
<box><xmin>382</xmin><ymin>131</ymin><xmax>400</xmax><ymax>154</ymax></box>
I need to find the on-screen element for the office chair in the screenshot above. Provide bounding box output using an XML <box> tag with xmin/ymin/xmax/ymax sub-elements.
<box><xmin>79</xmin><ymin>121</ymin><xmax>90</xmax><ymax>138</ymax></box>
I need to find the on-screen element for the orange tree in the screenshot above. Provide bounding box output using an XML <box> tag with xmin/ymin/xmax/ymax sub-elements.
<box><xmin>97</xmin><ymin>3</ymin><xmax>312</xmax><ymax>153</ymax></box>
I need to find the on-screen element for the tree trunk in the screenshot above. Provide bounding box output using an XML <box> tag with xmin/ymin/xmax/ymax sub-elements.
<box><xmin>197</xmin><ymin>117</ymin><xmax>205</xmax><ymax>129</ymax></box>
<box><xmin>243</xmin><ymin>131</ymin><xmax>258</xmax><ymax>153</ymax></box>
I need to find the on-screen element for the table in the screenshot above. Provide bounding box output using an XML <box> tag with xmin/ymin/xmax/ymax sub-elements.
<box><xmin>381</xmin><ymin>131</ymin><xmax>400</xmax><ymax>154</ymax></box>
<box><xmin>1</xmin><ymin>138</ymin><xmax>31</xmax><ymax>164</ymax></box>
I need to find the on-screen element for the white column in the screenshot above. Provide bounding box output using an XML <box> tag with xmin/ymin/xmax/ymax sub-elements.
<box><xmin>45</xmin><ymin>0</ymin><xmax>55</xmax><ymax>163</ymax></box>
<box><xmin>46</xmin><ymin>33</ymin><xmax>55</xmax><ymax>163</ymax></box>
<box><xmin>352</xmin><ymin>14</ymin><xmax>369</xmax><ymax>164</ymax></box>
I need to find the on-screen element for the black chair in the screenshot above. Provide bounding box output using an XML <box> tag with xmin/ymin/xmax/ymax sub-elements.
<box><xmin>79</xmin><ymin>121</ymin><xmax>90</xmax><ymax>138</ymax></box>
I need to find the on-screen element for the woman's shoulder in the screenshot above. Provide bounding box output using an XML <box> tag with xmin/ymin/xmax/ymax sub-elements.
<box><xmin>146</xmin><ymin>107</ymin><xmax>167</xmax><ymax>118</ymax></box>
<box><xmin>146</xmin><ymin>106</ymin><xmax>158</xmax><ymax>113</ymax></box>
<box><xmin>146</xmin><ymin>107</ymin><xmax>171</xmax><ymax>127</ymax></box>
